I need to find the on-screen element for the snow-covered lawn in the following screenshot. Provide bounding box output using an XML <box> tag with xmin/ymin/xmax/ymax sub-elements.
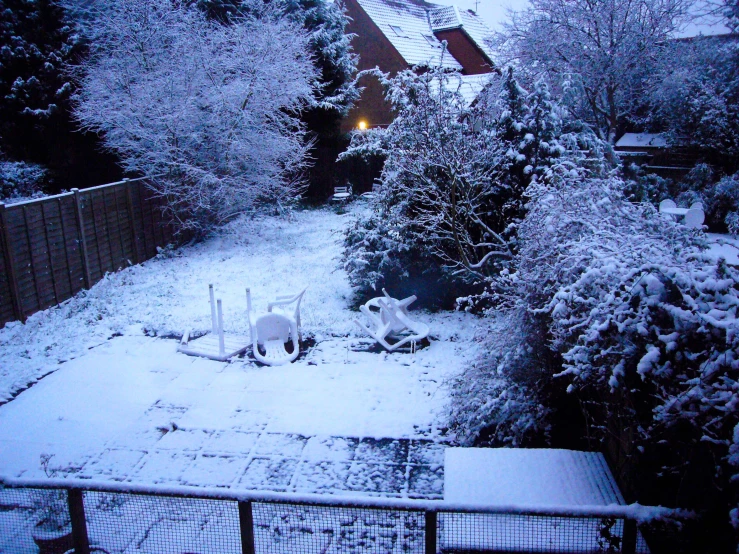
<box><xmin>0</xmin><ymin>207</ymin><xmax>482</xmax><ymax>497</ymax></box>
<box><xmin>707</xmin><ymin>232</ymin><xmax>739</xmax><ymax>266</ymax></box>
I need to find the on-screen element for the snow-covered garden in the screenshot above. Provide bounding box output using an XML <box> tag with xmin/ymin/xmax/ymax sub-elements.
<box><xmin>0</xmin><ymin>207</ymin><xmax>480</xmax><ymax>495</ymax></box>
<box><xmin>2</xmin><ymin>0</ymin><xmax>739</xmax><ymax>549</ymax></box>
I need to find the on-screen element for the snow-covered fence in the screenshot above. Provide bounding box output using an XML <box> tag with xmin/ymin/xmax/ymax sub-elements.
<box><xmin>0</xmin><ymin>477</ymin><xmax>670</xmax><ymax>553</ymax></box>
<box><xmin>0</xmin><ymin>177</ymin><xmax>174</xmax><ymax>327</ymax></box>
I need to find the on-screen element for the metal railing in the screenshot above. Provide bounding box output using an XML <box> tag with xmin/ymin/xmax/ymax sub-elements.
<box><xmin>0</xmin><ymin>476</ymin><xmax>666</xmax><ymax>553</ymax></box>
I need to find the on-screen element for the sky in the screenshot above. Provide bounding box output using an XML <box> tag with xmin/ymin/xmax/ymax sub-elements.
<box><xmin>430</xmin><ymin>0</ymin><xmax>731</xmax><ymax>36</ymax></box>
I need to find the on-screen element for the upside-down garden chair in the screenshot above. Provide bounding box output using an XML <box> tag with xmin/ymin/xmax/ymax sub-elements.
<box><xmin>354</xmin><ymin>289</ymin><xmax>429</xmax><ymax>352</ymax></box>
<box><xmin>177</xmin><ymin>284</ymin><xmax>250</xmax><ymax>362</ymax></box>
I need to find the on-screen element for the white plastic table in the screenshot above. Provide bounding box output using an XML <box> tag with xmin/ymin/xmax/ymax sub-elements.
<box><xmin>660</xmin><ymin>207</ymin><xmax>689</xmax><ymax>216</ymax></box>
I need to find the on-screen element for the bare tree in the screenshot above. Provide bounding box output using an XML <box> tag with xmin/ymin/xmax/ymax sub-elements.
<box><xmin>74</xmin><ymin>0</ymin><xmax>318</xmax><ymax>231</ymax></box>
<box><xmin>498</xmin><ymin>0</ymin><xmax>692</xmax><ymax>142</ymax></box>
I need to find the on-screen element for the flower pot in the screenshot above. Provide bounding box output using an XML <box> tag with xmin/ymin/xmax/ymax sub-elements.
<box><xmin>32</xmin><ymin>522</ymin><xmax>73</xmax><ymax>554</ymax></box>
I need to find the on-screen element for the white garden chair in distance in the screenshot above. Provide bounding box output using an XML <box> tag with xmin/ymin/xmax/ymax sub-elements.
<box><xmin>178</xmin><ymin>284</ymin><xmax>250</xmax><ymax>362</ymax></box>
<box><xmin>354</xmin><ymin>288</ymin><xmax>429</xmax><ymax>352</ymax></box>
<box><xmin>332</xmin><ymin>186</ymin><xmax>352</xmax><ymax>202</ymax></box>
<box><xmin>360</xmin><ymin>182</ymin><xmax>381</xmax><ymax>200</ymax></box>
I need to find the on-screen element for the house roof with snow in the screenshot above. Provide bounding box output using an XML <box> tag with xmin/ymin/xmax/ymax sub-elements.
<box><xmin>354</xmin><ymin>0</ymin><xmax>494</xmax><ymax>70</ymax></box>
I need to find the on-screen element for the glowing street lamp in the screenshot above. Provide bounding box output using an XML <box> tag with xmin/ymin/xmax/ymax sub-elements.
<box><xmin>357</xmin><ymin>120</ymin><xmax>368</xmax><ymax>131</ymax></box>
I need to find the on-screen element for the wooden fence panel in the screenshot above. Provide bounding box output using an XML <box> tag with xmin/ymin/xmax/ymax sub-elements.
<box><xmin>0</xmin><ymin>206</ymin><xmax>17</xmax><ymax>324</ymax></box>
<box><xmin>58</xmin><ymin>196</ymin><xmax>87</xmax><ymax>299</ymax></box>
<box><xmin>0</xmin><ymin>177</ymin><xmax>173</xmax><ymax>327</ymax></box>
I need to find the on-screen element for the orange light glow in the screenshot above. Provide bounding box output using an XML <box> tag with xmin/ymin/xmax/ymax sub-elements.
<box><xmin>358</xmin><ymin>120</ymin><xmax>368</xmax><ymax>130</ymax></box>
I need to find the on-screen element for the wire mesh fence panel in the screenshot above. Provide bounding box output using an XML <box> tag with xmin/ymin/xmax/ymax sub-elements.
<box><xmin>0</xmin><ymin>486</ymin><xmax>71</xmax><ymax>554</ymax></box>
<box><xmin>252</xmin><ymin>502</ymin><xmax>426</xmax><ymax>554</ymax></box>
<box><xmin>439</xmin><ymin>512</ymin><xmax>649</xmax><ymax>553</ymax></box>
<box><xmin>0</xmin><ymin>485</ymin><xmax>658</xmax><ymax>554</ymax></box>
<box><xmin>84</xmin><ymin>492</ymin><xmax>241</xmax><ymax>554</ymax></box>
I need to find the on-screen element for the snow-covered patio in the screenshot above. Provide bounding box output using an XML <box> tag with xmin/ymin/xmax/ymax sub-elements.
<box><xmin>0</xmin><ymin>207</ymin><xmax>481</xmax><ymax>497</ymax></box>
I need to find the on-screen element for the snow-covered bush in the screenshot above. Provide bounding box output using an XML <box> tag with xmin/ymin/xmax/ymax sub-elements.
<box><xmin>621</xmin><ymin>167</ymin><xmax>673</xmax><ymax>204</ymax></box>
<box><xmin>74</xmin><ymin>0</ymin><xmax>318</xmax><ymax>232</ymax></box>
<box><xmin>706</xmin><ymin>172</ymin><xmax>739</xmax><ymax>236</ymax></box>
<box><xmin>454</xmin><ymin>161</ymin><xmax>739</xmax><ymax>542</ymax></box>
<box><xmin>448</xmin><ymin>310</ymin><xmax>551</xmax><ymax>446</ymax></box>
<box><xmin>341</xmin><ymin>66</ymin><xmax>604</xmax><ymax>306</ymax></box>
<box><xmin>0</xmin><ymin>160</ymin><xmax>47</xmax><ymax>202</ymax></box>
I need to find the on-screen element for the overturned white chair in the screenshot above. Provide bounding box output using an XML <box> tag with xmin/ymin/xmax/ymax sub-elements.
<box><xmin>251</xmin><ymin>313</ymin><xmax>299</xmax><ymax>366</ymax></box>
<box><xmin>247</xmin><ymin>288</ymin><xmax>305</xmax><ymax>366</ymax></box>
<box><xmin>354</xmin><ymin>289</ymin><xmax>429</xmax><ymax>352</ymax></box>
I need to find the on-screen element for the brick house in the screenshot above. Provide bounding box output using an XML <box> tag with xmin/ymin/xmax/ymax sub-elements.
<box><xmin>339</xmin><ymin>0</ymin><xmax>496</xmax><ymax>133</ymax></box>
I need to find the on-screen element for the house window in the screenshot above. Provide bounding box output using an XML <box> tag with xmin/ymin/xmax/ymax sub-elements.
<box><xmin>423</xmin><ymin>34</ymin><xmax>440</xmax><ymax>47</ymax></box>
<box><xmin>389</xmin><ymin>25</ymin><xmax>408</xmax><ymax>37</ymax></box>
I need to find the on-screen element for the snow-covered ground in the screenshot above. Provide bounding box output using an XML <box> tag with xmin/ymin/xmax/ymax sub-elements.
<box><xmin>0</xmin><ymin>207</ymin><xmax>483</xmax><ymax>497</ymax></box>
<box><xmin>707</xmin><ymin>232</ymin><xmax>739</xmax><ymax>266</ymax></box>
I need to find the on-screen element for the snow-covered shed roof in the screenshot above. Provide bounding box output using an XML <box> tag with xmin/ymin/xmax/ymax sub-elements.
<box><xmin>615</xmin><ymin>133</ymin><xmax>668</xmax><ymax>149</ymax></box>
<box><xmin>428</xmin><ymin>73</ymin><xmax>493</xmax><ymax>107</ymax></box>
<box><xmin>355</xmin><ymin>0</ymin><xmax>493</xmax><ymax>69</ymax></box>
<box><xmin>453</xmin><ymin>73</ymin><xmax>493</xmax><ymax>106</ymax></box>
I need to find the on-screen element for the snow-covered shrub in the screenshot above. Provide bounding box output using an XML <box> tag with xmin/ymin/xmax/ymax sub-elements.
<box><xmin>448</xmin><ymin>310</ymin><xmax>551</xmax><ymax>446</ymax></box>
<box><xmin>621</xmin><ymin>165</ymin><xmax>673</xmax><ymax>204</ymax></box>
<box><xmin>465</xmin><ymin>163</ymin><xmax>739</xmax><ymax>541</ymax></box>
<box><xmin>341</xmin><ymin>66</ymin><xmax>604</xmax><ymax>307</ymax></box>
<box><xmin>706</xmin><ymin>172</ymin><xmax>739</xmax><ymax>236</ymax></box>
<box><xmin>342</xmin><ymin>211</ymin><xmax>412</xmax><ymax>294</ymax></box>
<box><xmin>0</xmin><ymin>160</ymin><xmax>47</xmax><ymax>202</ymax></box>
<box><xmin>74</xmin><ymin>0</ymin><xmax>318</xmax><ymax>232</ymax></box>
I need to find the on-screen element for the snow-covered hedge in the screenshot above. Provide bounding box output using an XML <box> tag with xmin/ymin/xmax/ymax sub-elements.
<box><xmin>0</xmin><ymin>160</ymin><xmax>47</xmax><ymax>202</ymax></box>
<box><xmin>451</xmin><ymin>164</ymin><xmax>739</xmax><ymax>542</ymax></box>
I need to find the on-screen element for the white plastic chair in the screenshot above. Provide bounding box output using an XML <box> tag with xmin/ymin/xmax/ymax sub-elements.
<box><xmin>354</xmin><ymin>289</ymin><xmax>429</xmax><ymax>352</ymax></box>
<box><xmin>332</xmin><ymin>186</ymin><xmax>352</xmax><ymax>202</ymax></box>
<box><xmin>268</xmin><ymin>287</ymin><xmax>307</xmax><ymax>341</ymax></box>
<box><xmin>360</xmin><ymin>182</ymin><xmax>381</xmax><ymax>200</ymax></box>
<box><xmin>252</xmin><ymin>313</ymin><xmax>299</xmax><ymax>366</ymax></box>
<box><xmin>684</xmin><ymin>208</ymin><xmax>705</xmax><ymax>228</ymax></box>
<box><xmin>659</xmin><ymin>199</ymin><xmax>677</xmax><ymax>212</ymax></box>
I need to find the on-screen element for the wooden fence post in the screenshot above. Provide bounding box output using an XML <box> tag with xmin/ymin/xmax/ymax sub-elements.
<box><xmin>124</xmin><ymin>178</ymin><xmax>140</xmax><ymax>265</ymax></box>
<box><xmin>0</xmin><ymin>202</ymin><xmax>24</xmax><ymax>322</ymax></box>
<box><xmin>72</xmin><ymin>189</ymin><xmax>92</xmax><ymax>289</ymax></box>
<box><xmin>238</xmin><ymin>501</ymin><xmax>256</xmax><ymax>554</ymax></box>
<box><xmin>622</xmin><ymin>518</ymin><xmax>637</xmax><ymax>554</ymax></box>
<box><xmin>425</xmin><ymin>511</ymin><xmax>437</xmax><ymax>554</ymax></box>
<box><xmin>67</xmin><ymin>489</ymin><xmax>90</xmax><ymax>554</ymax></box>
